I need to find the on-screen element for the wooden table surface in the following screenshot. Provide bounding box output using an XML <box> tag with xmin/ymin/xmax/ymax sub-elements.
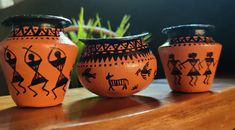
<box><xmin>0</xmin><ymin>78</ymin><xmax>235</xmax><ymax>130</ymax></box>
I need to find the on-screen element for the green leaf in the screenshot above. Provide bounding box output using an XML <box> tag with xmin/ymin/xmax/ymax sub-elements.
<box><xmin>86</xmin><ymin>19</ymin><xmax>94</xmax><ymax>38</ymax></box>
<box><xmin>87</xmin><ymin>19</ymin><xmax>94</xmax><ymax>27</ymax></box>
<box><xmin>68</xmin><ymin>31</ymin><xmax>78</xmax><ymax>43</ymax></box>
<box><xmin>144</xmin><ymin>34</ymin><xmax>152</xmax><ymax>43</ymax></box>
<box><xmin>95</xmin><ymin>14</ymin><xmax>104</xmax><ymax>37</ymax></box>
<box><xmin>107</xmin><ymin>21</ymin><xmax>112</xmax><ymax>31</ymax></box>
<box><xmin>71</xmin><ymin>18</ymin><xmax>78</xmax><ymax>25</ymax></box>
<box><xmin>77</xmin><ymin>7</ymin><xmax>87</xmax><ymax>39</ymax></box>
<box><xmin>115</xmin><ymin>15</ymin><xmax>131</xmax><ymax>37</ymax></box>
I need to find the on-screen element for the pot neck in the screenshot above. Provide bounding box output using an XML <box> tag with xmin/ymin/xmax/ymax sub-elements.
<box><xmin>162</xmin><ymin>24</ymin><xmax>216</xmax><ymax>44</ymax></box>
<box><xmin>9</xmin><ymin>23</ymin><xmax>64</xmax><ymax>37</ymax></box>
<box><xmin>2</xmin><ymin>15</ymin><xmax>71</xmax><ymax>38</ymax></box>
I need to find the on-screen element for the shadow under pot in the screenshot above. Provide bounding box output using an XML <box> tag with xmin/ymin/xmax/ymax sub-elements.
<box><xmin>158</xmin><ymin>24</ymin><xmax>222</xmax><ymax>93</ymax></box>
<box><xmin>77</xmin><ymin>33</ymin><xmax>157</xmax><ymax>97</ymax></box>
<box><xmin>0</xmin><ymin>15</ymin><xmax>78</xmax><ymax>107</ymax></box>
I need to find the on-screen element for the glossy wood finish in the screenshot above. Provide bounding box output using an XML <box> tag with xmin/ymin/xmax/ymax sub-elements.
<box><xmin>0</xmin><ymin>78</ymin><xmax>235</xmax><ymax>130</ymax></box>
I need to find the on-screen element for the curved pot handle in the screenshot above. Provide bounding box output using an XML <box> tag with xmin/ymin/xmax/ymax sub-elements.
<box><xmin>64</xmin><ymin>25</ymin><xmax>118</xmax><ymax>37</ymax></box>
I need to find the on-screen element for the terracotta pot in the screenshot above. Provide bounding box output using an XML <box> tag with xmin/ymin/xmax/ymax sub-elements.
<box><xmin>0</xmin><ymin>15</ymin><xmax>78</xmax><ymax>107</ymax></box>
<box><xmin>158</xmin><ymin>24</ymin><xmax>222</xmax><ymax>93</ymax></box>
<box><xmin>77</xmin><ymin>33</ymin><xmax>157</xmax><ymax>97</ymax></box>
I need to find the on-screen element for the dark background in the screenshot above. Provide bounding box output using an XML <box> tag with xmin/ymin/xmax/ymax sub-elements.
<box><xmin>0</xmin><ymin>0</ymin><xmax>234</xmax><ymax>95</ymax></box>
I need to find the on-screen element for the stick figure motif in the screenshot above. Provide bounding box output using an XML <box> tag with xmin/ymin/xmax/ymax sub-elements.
<box><xmin>23</xmin><ymin>45</ymin><xmax>49</xmax><ymax>97</ymax></box>
<box><xmin>181</xmin><ymin>52</ymin><xmax>203</xmax><ymax>86</ymax></box>
<box><xmin>200</xmin><ymin>52</ymin><xmax>217</xmax><ymax>85</ymax></box>
<box><xmin>167</xmin><ymin>54</ymin><xmax>185</xmax><ymax>85</ymax></box>
<box><xmin>4</xmin><ymin>47</ymin><xmax>26</xmax><ymax>95</ymax></box>
<box><xmin>48</xmin><ymin>46</ymin><xmax>68</xmax><ymax>99</ymax></box>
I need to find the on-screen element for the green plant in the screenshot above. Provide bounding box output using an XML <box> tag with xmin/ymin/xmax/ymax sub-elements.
<box><xmin>66</xmin><ymin>7</ymin><xmax>151</xmax><ymax>57</ymax></box>
<box><xmin>66</xmin><ymin>7</ymin><xmax>131</xmax><ymax>46</ymax></box>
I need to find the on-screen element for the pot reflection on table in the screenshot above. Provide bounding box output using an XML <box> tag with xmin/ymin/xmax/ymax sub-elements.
<box><xmin>0</xmin><ymin>95</ymin><xmax>160</xmax><ymax>129</ymax></box>
<box><xmin>68</xmin><ymin>95</ymin><xmax>160</xmax><ymax>122</ymax></box>
<box><xmin>0</xmin><ymin>105</ymin><xmax>68</xmax><ymax>130</ymax></box>
<box><xmin>166</xmin><ymin>91</ymin><xmax>215</xmax><ymax>103</ymax></box>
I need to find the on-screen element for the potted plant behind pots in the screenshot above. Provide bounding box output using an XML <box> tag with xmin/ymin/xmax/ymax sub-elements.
<box><xmin>64</xmin><ymin>8</ymin><xmax>157</xmax><ymax>97</ymax></box>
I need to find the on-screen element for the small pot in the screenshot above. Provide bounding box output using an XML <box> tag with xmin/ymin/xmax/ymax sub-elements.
<box><xmin>158</xmin><ymin>24</ymin><xmax>222</xmax><ymax>93</ymax></box>
<box><xmin>0</xmin><ymin>15</ymin><xmax>78</xmax><ymax>107</ymax></box>
<box><xmin>77</xmin><ymin>33</ymin><xmax>157</xmax><ymax>97</ymax></box>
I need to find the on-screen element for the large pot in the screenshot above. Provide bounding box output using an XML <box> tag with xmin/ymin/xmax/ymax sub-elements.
<box><xmin>0</xmin><ymin>15</ymin><xmax>78</xmax><ymax>107</ymax></box>
<box><xmin>158</xmin><ymin>24</ymin><xmax>222</xmax><ymax>93</ymax></box>
<box><xmin>77</xmin><ymin>33</ymin><xmax>157</xmax><ymax>97</ymax></box>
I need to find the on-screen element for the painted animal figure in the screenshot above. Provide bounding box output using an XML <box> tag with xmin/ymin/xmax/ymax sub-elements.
<box><xmin>82</xmin><ymin>68</ymin><xmax>96</xmax><ymax>83</ymax></box>
<box><xmin>136</xmin><ymin>62</ymin><xmax>152</xmax><ymax>80</ymax></box>
<box><xmin>131</xmin><ymin>84</ymin><xmax>138</xmax><ymax>90</ymax></box>
<box><xmin>106</xmin><ymin>73</ymin><xmax>129</xmax><ymax>91</ymax></box>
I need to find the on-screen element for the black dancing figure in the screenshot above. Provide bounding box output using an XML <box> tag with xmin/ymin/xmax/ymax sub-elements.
<box><xmin>181</xmin><ymin>52</ymin><xmax>203</xmax><ymax>86</ymax></box>
<box><xmin>167</xmin><ymin>54</ymin><xmax>185</xmax><ymax>85</ymax></box>
<box><xmin>200</xmin><ymin>52</ymin><xmax>216</xmax><ymax>85</ymax></box>
<box><xmin>48</xmin><ymin>46</ymin><xmax>68</xmax><ymax>99</ymax></box>
<box><xmin>4</xmin><ymin>47</ymin><xmax>26</xmax><ymax>95</ymax></box>
<box><xmin>23</xmin><ymin>45</ymin><xmax>49</xmax><ymax>97</ymax></box>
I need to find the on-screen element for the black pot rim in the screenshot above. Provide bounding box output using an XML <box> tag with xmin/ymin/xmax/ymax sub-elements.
<box><xmin>2</xmin><ymin>15</ymin><xmax>71</xmax><ymax>28</ymax></box>
<box><xmin>79</xmin><ymin>32</ymin><xmax>149</xmax><ymax>44</ymax></box>
<box><xmin>162</xmin><ymin>24</ymin><xmax>215</xmax><ymax>35</ymax></box>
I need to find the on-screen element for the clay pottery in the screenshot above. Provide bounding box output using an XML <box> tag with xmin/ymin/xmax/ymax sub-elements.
<box><xmin>158</xmin><ymin>24</ymin><xmax>222</xmax><ymax>93</ymax></box>
<box><xmin>77</xmin><ymin>33</ymin><xmax>157</xmax><ymax>97</ymax></box>
<box><xmin>0</xmin><ymin>15</ymin><xmax>78</xmax><ymax>107</ymax></box>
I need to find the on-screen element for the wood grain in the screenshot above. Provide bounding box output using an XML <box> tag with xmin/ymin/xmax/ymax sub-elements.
<box><xmin>0</xmin><ymin>78</ymin><xmax>235</xmax><ymax>130</ymax></box>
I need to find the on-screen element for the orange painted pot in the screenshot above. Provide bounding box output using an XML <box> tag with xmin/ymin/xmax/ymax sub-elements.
<box><xmin>77</xmin><ymin>33</ymin><xmax>157</xmax><ymax>97</ymax></box>
<box><xmin>0</xmin><ymin>15</ymin><xmax>78</xmax><ymax>107</ymax></box>
<box><xmin>159</xmin><ymin>24</ymin><xmax>222</xmax><ymax>93</ymax></box>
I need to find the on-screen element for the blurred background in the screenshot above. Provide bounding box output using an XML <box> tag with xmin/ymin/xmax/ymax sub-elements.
<box><xmin>0</xmin><ymin>0</ymin><xmax>234</xmax><ymax>95</ymax></box>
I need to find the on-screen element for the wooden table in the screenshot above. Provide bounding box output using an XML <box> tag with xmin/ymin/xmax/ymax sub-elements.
<box><xmin>0</xmin><ymin>78</ymin><xmax>235</xmax><ymax>130</ymax></box>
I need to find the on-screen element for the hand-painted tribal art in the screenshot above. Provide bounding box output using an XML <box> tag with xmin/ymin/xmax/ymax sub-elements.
<box><xmin>79</xmin><ymin>39</ymin><xmax>151</xmax><ymax>63</ymax></box>
<box><xmin>10</xmin><ymin>26</ymin><xmax>62</xmax><ymax>37</ymax></box>
<box><xmin>170</xmin><ymin>36</ymin><xmax>215</xmax><ymax>44</ymax></box>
